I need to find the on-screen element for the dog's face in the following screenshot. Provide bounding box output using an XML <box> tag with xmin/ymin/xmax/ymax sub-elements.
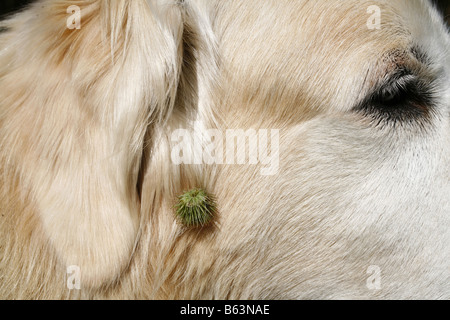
<box><xmin>155</xmin><ymin>0</ymin><xmax>449</xmax><ymax>299</ymax></box>
<box><xmin>0</xmin><ymin>0</ymin><xmax>449</xmax><ymax>299</ymax></box>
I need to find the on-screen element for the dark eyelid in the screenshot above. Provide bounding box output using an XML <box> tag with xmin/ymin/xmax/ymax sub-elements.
<box><xmin>375</xmin><ymin>71</ymin><xmax>418</xmax><ymax>102</ymax></box>
<box><xmin>353</xmin><ymin>68</ymin><xmax>435</xmax><ymax>126</ymax></box>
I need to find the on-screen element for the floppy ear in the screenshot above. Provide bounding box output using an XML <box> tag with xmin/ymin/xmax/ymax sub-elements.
<box><xmin>0</xmin><ymin>0</ymin><xmax>184</xmax><ymax>288</ymax></box>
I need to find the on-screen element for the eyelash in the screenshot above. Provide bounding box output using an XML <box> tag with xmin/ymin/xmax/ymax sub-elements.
<box><xmin>356</xmin><ymin>72</ymin><xmax>435</xmax><ymax>126</ymax></box>
<box><xmin>376</xmin><ymin>75</ymin><xmax>417</xmax><ymax>105</ymax></box>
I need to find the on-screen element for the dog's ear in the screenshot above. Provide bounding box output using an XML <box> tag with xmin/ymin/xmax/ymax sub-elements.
<box><xmin>0</xmin><ymin>0</ymin><xmax>189</xmax><ymax>289</ymax></box>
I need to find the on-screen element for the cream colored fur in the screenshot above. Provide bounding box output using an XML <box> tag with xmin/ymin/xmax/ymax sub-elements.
<box><xmin>0</xmin><ymin>0</ymin><xmax>449</xmax><ymax>299</ymax></box>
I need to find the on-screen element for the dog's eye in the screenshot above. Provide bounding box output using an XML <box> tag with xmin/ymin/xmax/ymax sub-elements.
<box><xmin>355</xmin><ymin>71</ymin><xmax>434</xmax><ymax>125</ymax></box>
<box><xmin>375</xmin><ymin>74</ymin><xmax>419</xmax><ymax>106</ymax></box>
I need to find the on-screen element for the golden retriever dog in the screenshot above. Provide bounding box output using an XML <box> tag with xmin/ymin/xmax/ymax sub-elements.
<box><xmin>0</xmin><ymin>0</ymin><xmax>449</xmax><ymax>299</ymax></box>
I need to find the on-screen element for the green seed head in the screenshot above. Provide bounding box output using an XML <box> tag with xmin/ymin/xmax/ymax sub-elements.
<box><xmin>175</xmin><ymin>188</ymin><xmax>216</xmax><ymax>227</ymax></box>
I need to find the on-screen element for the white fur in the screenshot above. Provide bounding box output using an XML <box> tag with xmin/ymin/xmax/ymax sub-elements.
<box><xmin>0</xmin><ymin>0</ymin><xmax>448</xmax><ymax>299</ymax></box>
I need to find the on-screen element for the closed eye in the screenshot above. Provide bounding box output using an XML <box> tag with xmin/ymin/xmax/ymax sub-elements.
<box><xmin>354</xmin><ymin>69</ymin><xmax>436</xmax><ymax>126</ymax></box>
